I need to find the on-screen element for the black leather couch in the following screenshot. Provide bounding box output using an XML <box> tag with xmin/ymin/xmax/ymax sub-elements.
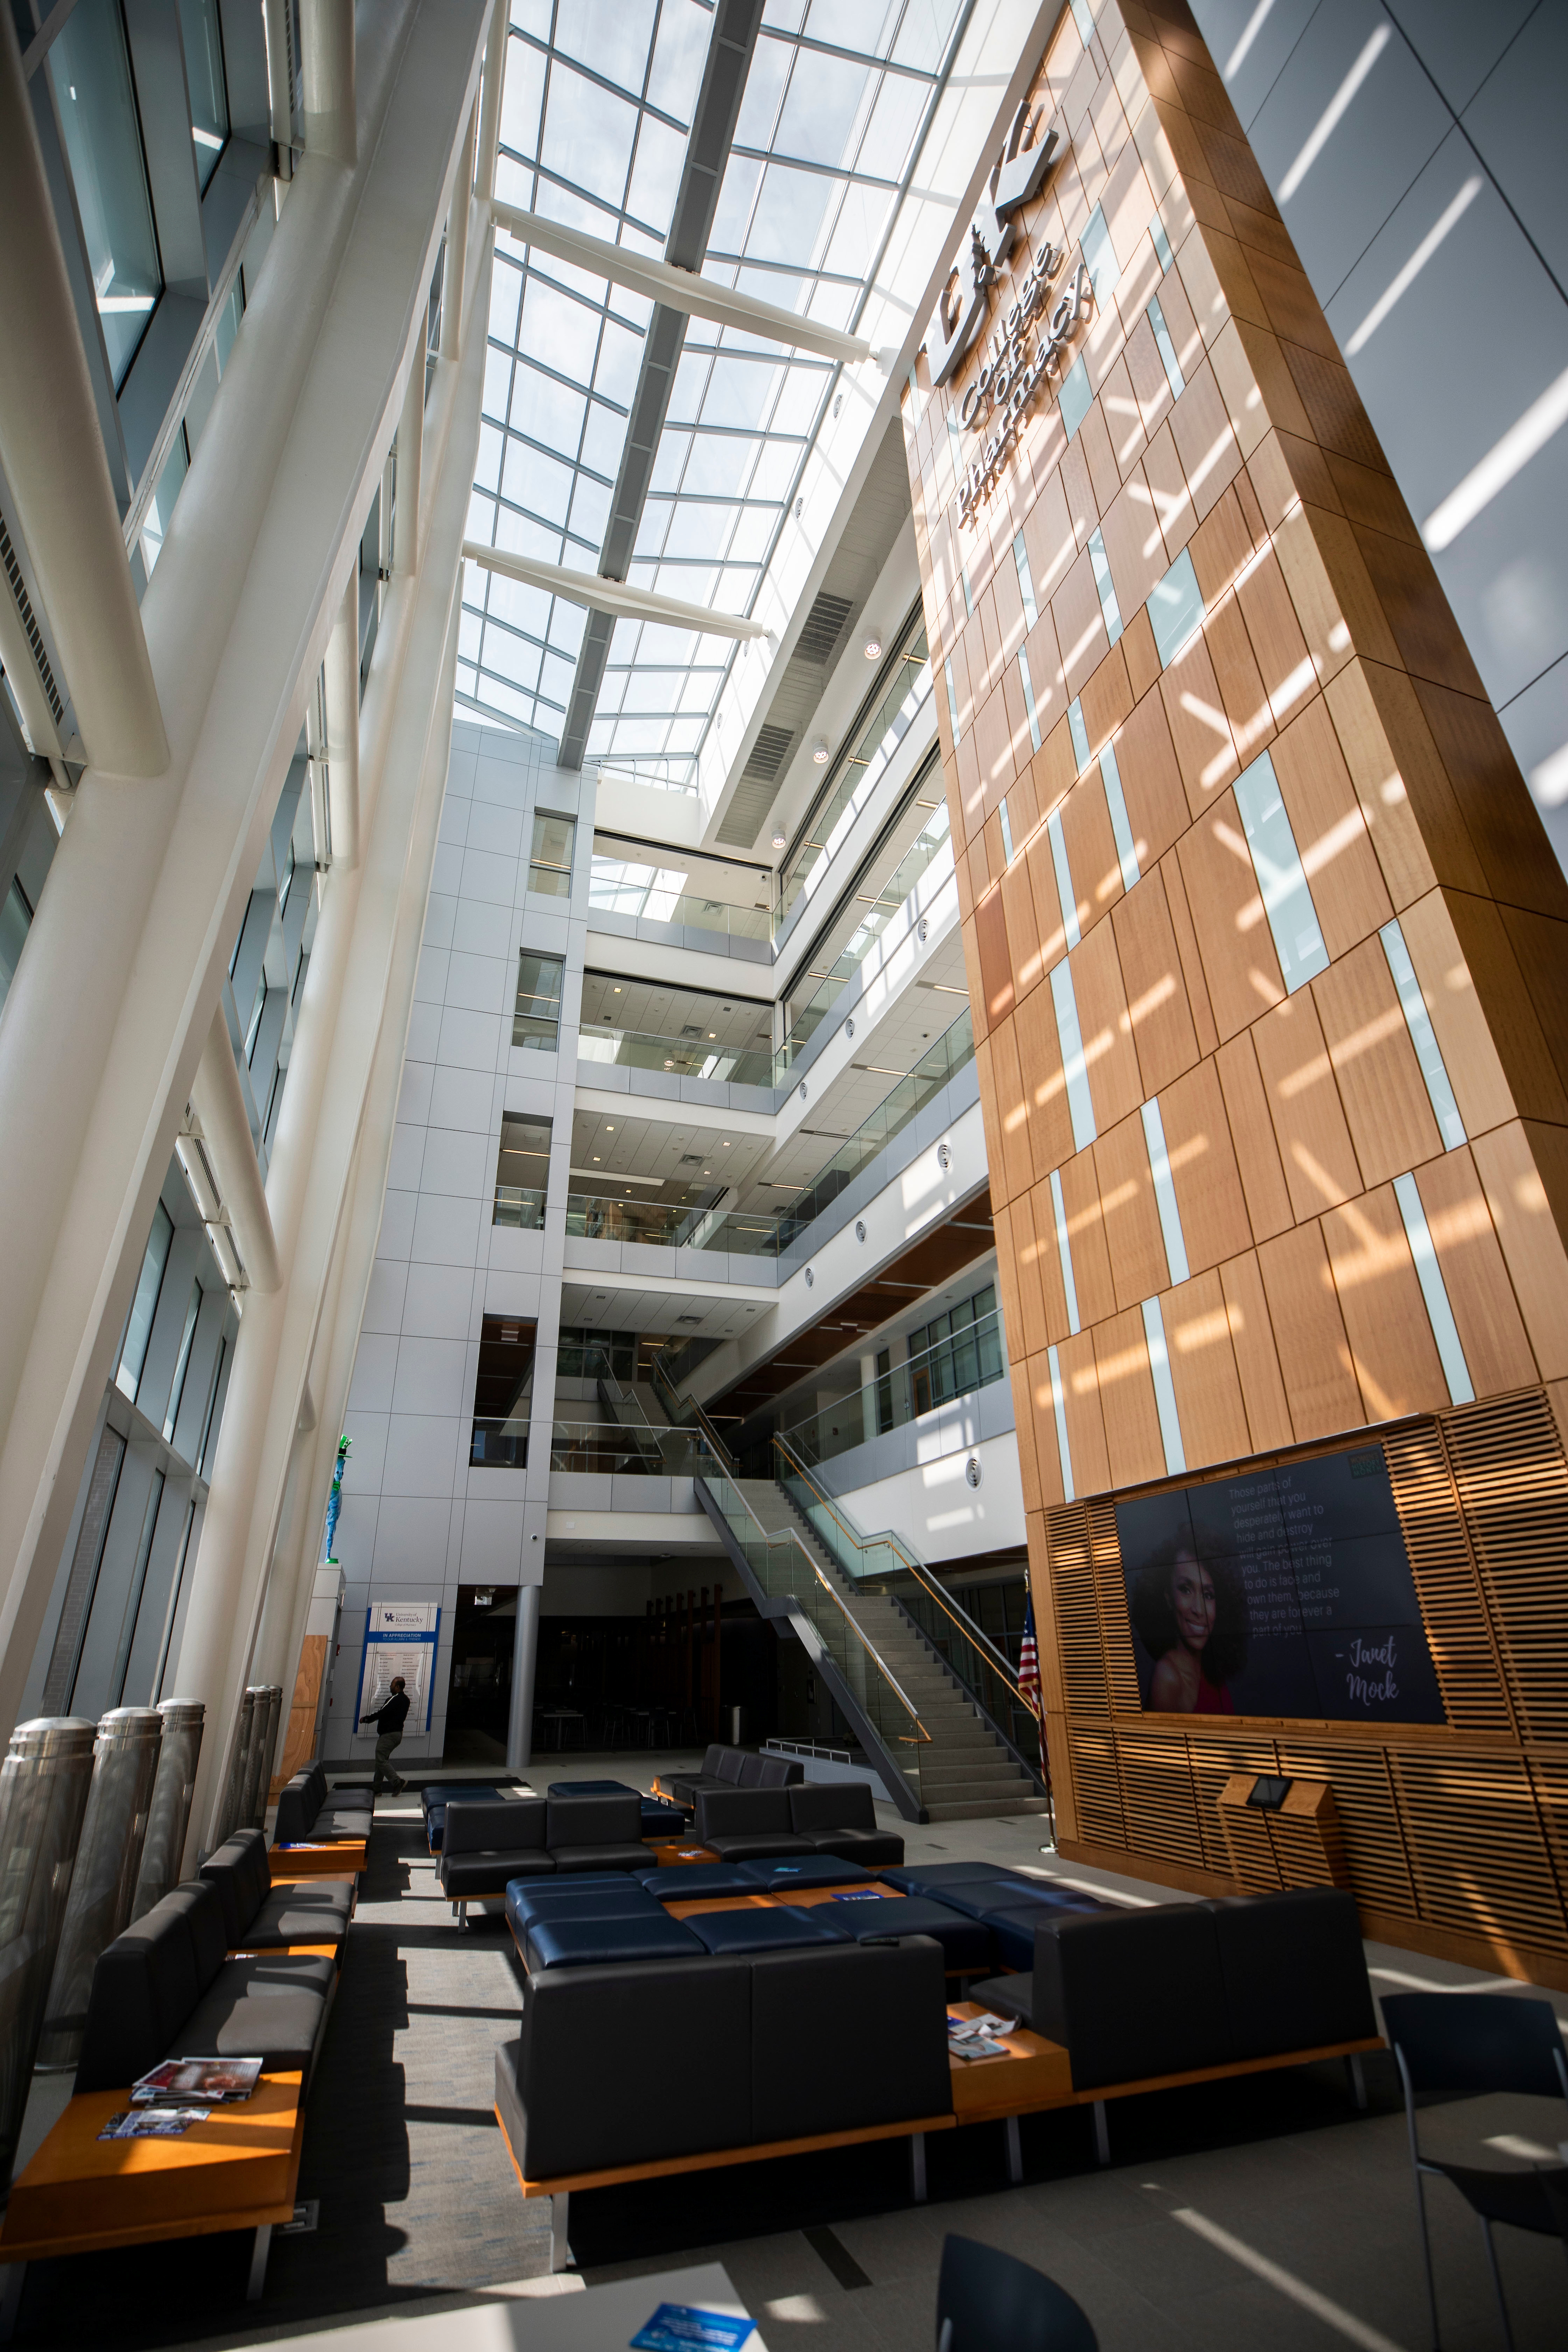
<box><xmin>692</xmin><ymin>1782</ymin><xmax>904</xmax><ymax>1867</ymax></box>
<box><xmin>494</xmin><ymin>1932</ymin><xmax>951</xmax><ymax>2190</ymax></box>
<box><xmin>199</xmin><ymin>1826</ymin><xmax>356</xmax><ymax>1949</ymax></box>
<box><xmin>440</xmin><ymin>1790</ymin><xmax>655</xmax><ymax>1922</ymax></box>
<box><xmin>273</xmin><ymin>1760</ymin><xmax>375</xmax><ymax>1846</ymax></box>
<box><xmin>971</xmin><ymin>1888</ymin><xmax>1377</xmax><ymax>2093</ymax></box>
<box><xmin>75</xmin><ymin>1877</ymin><xmax>339</xmax><ymax>2095</ymax></box>
<box><xmin>663</xmin><ymin>1746</ymin><xmax>804</xmax><ymax>1805</ymax></box>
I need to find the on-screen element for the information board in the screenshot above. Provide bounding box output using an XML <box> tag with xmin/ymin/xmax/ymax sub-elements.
<box><xmin>1115</xmin><ymin>1444</ymin><xmax>1444</xmax><ymax>1725</ymax></box>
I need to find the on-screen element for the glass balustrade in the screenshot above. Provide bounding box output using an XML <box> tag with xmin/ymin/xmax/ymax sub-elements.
<box><xmin>547</xmin><ymin>1421</ymin><xmax>709</xmax><ymax>1476</ymax></box>
<box><xmin>492</xmin><ymin>1185</ymin><xmax>546</xmax><ymax>1230</ymax></box>
<box><xmin>781</xmin><ymin>1309</ymin><xmax>1007</xmax><ymax>1470</ymax></box>
<box><xmin>777</xmin><ymin>799</ymin><xmax>952</xmax><ymax>1076</ymax></box>
<box><xmin>470</xmin><ymin>1421</ymin><xmax>528</xmax><ymax>1467</ymax></box>
<box><xmin>576</xmin><ymin>1024</ymin><xmax>774</xmax><ymax>1088</ymax></box>
<box><xmin>780</xmin><ymin>610</ymin><xmax>934</xmax><ymax>926</ymax></box>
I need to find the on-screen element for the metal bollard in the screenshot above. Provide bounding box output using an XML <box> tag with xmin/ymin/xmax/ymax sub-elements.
<box><xmin>247</xmin><ymin>1686</ymin><xmax>283</xmax><ymax>1828</ymax></box>
<box><xmin>237</xmin><ymin>1685</ymin><xmax>275</xmax><ymax>1831</ymax></box>
<box><xmin>0</xmin><ymin>1720</ymin><xmax>97</xmax><ymax>2192</ymax></box>
<box><xmin>129</xmin><ymin>1698</ymin><xmax>205</xmax><ymax>1920</ymax></box>
<box><xmin>215</xmin><ymin>1688</ymin><xmax>258</xmax><ymax>1847</ymax></box>
<box><xmin>36</xmin><ymin>1709</ymin><xmax>164</xmax><ymax>2072</ymax></box>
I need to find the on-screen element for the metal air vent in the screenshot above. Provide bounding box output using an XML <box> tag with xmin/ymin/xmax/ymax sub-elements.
<box><xmin>794</xmin><ymin>590</ymin><xmax>854</xmax><ymax>664</ymax></box>
<box><xmin>0</xmin><ymin>507</ymin><xmax>64</xmax><ymax>728</ymax></box>
<box><xmin>741</xmin><ymin>722</ymin><xmax>795</xmax><ymax>782</ymax></box>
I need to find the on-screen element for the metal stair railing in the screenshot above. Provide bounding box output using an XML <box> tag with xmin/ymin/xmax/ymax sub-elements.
<box><xmin>773</xmin><ymin>1436</ymin><xmax>1047</xmax><ymax>1793</ymax></box>
<box><xmin>650</xmin><ymin>1354</ymin><xmax>736</xmax><ymax>1471</ymax></box>
<box><xmin>688</xmin><ymin>1443</ymin><xmax>931</xmax><ymax>1812</ymax></box>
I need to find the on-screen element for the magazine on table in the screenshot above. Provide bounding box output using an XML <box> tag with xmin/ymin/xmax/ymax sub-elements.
<box><xmin>98</xmin><ymin>2108</ymin><xmax>214</xmax><ymax>2140</ymax></box>
<box><xmin>946</xmin><ymin>2012</ymin><xmax>1016</xmax><ymax>2061</ymax></box>
<box><xmin>130</xmin><ymin>2057</ymin><xmax>264</xmax><ymax>2106</ymax></box>
<box><xmin>629</xmin><ymin>2305</ymin><xmax>755</xmax><ymax>2350</ymax></box>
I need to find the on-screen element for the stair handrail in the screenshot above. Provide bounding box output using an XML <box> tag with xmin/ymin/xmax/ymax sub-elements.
<box><xmin>651</xmin><ymin>1355</ymin><xmax>735</xmax><ymax>1470</ymax></box>
<box><xmin>774</xmin><ymin>1436</ymin><xmax>1031</xmax><ymax>1709</ymax></box>
<box><xmin>695</xmin><ymin>1460</ymin><xmax>930</xmax><ymax>1748</ymax></box>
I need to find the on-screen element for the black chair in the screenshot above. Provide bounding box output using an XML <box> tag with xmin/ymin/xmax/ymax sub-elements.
<box><xmin>935</xmin><ymin>2236</ymin><xmax>1097</xmax><ymax>2352</ymax></box>
<box><xmin>1383</xmin><ymin>1991</ymin><xmax>1568</xmax><ymax>2351</ymax></box>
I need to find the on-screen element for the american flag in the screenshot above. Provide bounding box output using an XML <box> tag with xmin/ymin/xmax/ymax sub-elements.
<box><xmin>1018</xmin><ymin>1598</ymin><xmax>1050</xmax><ymax>1801</ymax></box>
<box><xmin>1018</xmin><ymin>1599</ymin><xmax>1041</xmax><ymax>1716</ymax></box>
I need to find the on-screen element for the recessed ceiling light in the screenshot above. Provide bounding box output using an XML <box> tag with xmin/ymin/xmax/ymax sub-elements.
<box><xmin>811</xmin><ymin>737</ymin><xmax>830</xmax><ymax>764</ymax></box>
<box><xmin>863</xmin><ymin>634</ymin><xmax>882</xmax><ymax>659</ymax></box>
<box><xmin>722</xmin><ymin>1141</ymin><xmax>730</xmax><ymax>1147</ymax></box>
<box><xmin>606</xmin><ymin>1124</ymin><xmax>614</xmax><ymax>1130</ymax></box>
<box><xmin>708</xmin><ymin>1031</ymin><xmax>716</xmax><ymax>1039</ymax></box>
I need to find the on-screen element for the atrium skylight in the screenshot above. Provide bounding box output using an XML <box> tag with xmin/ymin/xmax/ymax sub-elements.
<box><xmin>458</xmin><ymin>0</ymin><xmax>967</xmax><ymax>781</ymax></box>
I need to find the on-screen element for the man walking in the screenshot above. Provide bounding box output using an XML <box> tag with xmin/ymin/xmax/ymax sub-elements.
<box><xmin>361</xmin><ymin>1673</ymin><xmax>411</xmax><ymax>1796</ymax></box>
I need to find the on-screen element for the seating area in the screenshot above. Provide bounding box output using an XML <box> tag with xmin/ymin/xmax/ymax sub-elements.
<box><xmin>272</xmin><ymin>1761</ymin><xmax>375</xmax><ymax>1855</ymax></box>
<box><xmin>485</xmin><ymin>1846</ymin><xmax>1397</xmax><ymax>2270</ymax></box>
<box><xmin>692</xmin><ymin>1782</ymin><xmax>906</xmax><ymax>1866</ymax></box>
<box><xmin>659</xmin><ymin>1743</ymin><xmax>805</xmax><ymax>1804</ymax></box>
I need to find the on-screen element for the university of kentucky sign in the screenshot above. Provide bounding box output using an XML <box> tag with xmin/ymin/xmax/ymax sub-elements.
<box><xmin>923</xmin><ymin>98</ymin><xmax>1094</xmax><ymax>529</ymax></box>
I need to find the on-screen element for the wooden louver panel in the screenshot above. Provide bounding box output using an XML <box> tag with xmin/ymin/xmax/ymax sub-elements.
<box><xmin>1389</xmin><ymin>1747</ymin><xmax>1567</xmax><ymax>1956</ymax></box>
<box><xmin>1187</xmin><ymin>1733</ymin><xmax>1283</xmax><ymax>1876</ymax></box>
<box><xmin>1528</xmin><ymin>1758</ymin><xmax>1568</xmax><ymax>1921</ymax></box>
<box><xmin>1443</xmin><ymin>1393</ymin><xmax>1568</xmax><ymax>1743</ymax></box>
<box><xmin>1048</xmin><ymin>1504</ymin><xmax>1107</xmax><ymax>1713</ymax></box>
<box><xmin>1115</xmin><ymin>1731</ymin><xmax>1204</xmax><ymax>1869</ymax></box>
<box><xmin>1088</xmin><ymin>1497</ymin><xmax>1141</xmax><ymax>1715</ymax></box>
<box><xmin>1277</xmin><ymin>1741</ymin><xmax>1418</xmax><ymax>1920</ymax></box>
<box><xmin>1382</xmin><ymin>1422</ymin><xmax>1513</xmax><ymax>1736</ymax></box>
<box><xmin>1067</xmin><ymin>1724</ymin><xmax>1127</xmax><ymax>1847</ymax></box>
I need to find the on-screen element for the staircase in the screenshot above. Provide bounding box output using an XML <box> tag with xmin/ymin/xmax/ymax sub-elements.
<box><xmin>732</xmin><ymin>1477</ymin><xmax>1048</xmax><ymax>1824</ymax></box>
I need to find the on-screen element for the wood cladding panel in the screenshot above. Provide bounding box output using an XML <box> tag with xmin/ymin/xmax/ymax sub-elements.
<box><xmin>906</xmin><ymin>8</ymin><xmax>1568</xmax><ymax>1985</ymax></box>
<box><xmin>1381</xmin><ymin>1423</ymin><xmax>1513</xmax><ymax>1737</ymax></box>
<box><xmin>1116</xmin><ymin>1733</ymin><xmax>1205</xmax><ymax>1870</ymax></box>
<box><xmin>1067</xmin><ymin>1724</ymin><xmax>1127</xmax><ymax>1847</ymax></box>
<box><xmin>1047</xmin><ymin>1504</ymin><xmax>1108</xmax><ymax>1714</ymax></box>
<box><xmin>1443</xmin><ymin>1391</ymin><xmax>1568</xmax><ymax>1743</ymax></box>
<box><xmin>1089</xmin><ymin>1495</ymin><xmax>1142</xmax><ymax>1716</ymax></box>
<box><xmin>1389</xmin><ymin>1749</ymin><xmax>1567</xmax><ymax>1956</ymax></box>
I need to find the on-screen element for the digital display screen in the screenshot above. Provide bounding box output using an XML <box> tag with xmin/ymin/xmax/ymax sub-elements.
<box><xmin>1115</xmin><ymin>1444</ymin><xmax>1445</xmax><ymax>1726</ymax></box>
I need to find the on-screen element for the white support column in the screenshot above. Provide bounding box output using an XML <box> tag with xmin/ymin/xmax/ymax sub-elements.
<box><xmin>395</xmin><ymin>336</ymin><xmax>424</xmax><ymax>577</ymax></box>
<box><xmin>0</xmin><ymin>0</ymin><xmax>487</xmax><ymax>1759</ymax></box>
<box><xmin>301</xmin><ymin>0</ymin><xmax>356</xmax><ymax>165</ymax></box>
<box><xmin>0</xmin><ymin>14</ymin><xmax>168</xmax><ymax>776</ymax></box>
<box><xmin>173</xmin><ymin>222</ymin><xmax>488</xmax><ymax>1857</ymax></box>
<box><xmin>440</xmin><ymin>103</ymin><xmax>477</xmax><ymax>363</ymax></box>
<box><xmin>324</xmin><ymin>572</ymin><xmax>361</xmax><ymax>865</ymax></box>
<box><xmin>188</xmin><ymin>1010</ymin><xmax>282</xmax><ymax>1293</ymax></box>
<box><xmin>476</xmin><ymin>0</ymin><xmax>506</xmax><ymax>203</ymax></box>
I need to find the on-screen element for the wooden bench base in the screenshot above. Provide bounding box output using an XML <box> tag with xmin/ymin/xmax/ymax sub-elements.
<box><xmin>269</xmin><ymin>1840</ymin><xmax>366</xmax><ymax>1881</ymax></box>
<box><xmin>0</xmin><ymin>2072</ymin><xmax>305</xmax><ymax>2334</ymax></box>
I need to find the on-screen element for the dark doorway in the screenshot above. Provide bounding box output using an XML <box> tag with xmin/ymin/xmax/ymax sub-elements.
<box><xmin>470</xmin><ymin>1317</ymin><xmax>536</xmax><ymax>1467</ymax></box>
<box><xmin>441</xmin><ymin>1584</ymin><xmax>517</xmax><ymax>1764</ymax></box>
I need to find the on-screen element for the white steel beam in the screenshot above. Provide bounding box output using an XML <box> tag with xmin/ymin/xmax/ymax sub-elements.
<box><xmin>0</xmin><ymin>12</ymin><xmax>168</xmax><ymax>776</ymax></box>
<box><xmin>301</xmin><ymin>0</ymin><xmax>356</xmax><ymax>165</ymax></box>
<box><xmin>189</xmin><ymin>1010</ymin><xmax>282</xmax><ymax>1293</ymax></box>
<box><xmin>487</xmin><ymin>198</ymin><xmax>885</xmax><ymax>369</ymax></box>
<box><xmin>0</xmin><ymin>0</ymin><xmax>483</xmax><ymax>1765</ymax></box>
<box><xmin>463</xmin><ymin>539</ymin><xmax>769</xmax><ymax>640</ymax></box>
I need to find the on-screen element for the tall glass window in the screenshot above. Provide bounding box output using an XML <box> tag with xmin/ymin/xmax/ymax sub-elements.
<box><xmin>527</xmin><ymin>813</ymin><xmax>576</xmax><ymax>899</ymax></box>
<box><xmin>0</xmin><ymin>877</ymin><xmax>34</xmax><ymax>1022</ymax></box>
<box><xmin>176</xmin><ymin>0</ymin><xmax>229</xmax><ymax>188</ymax></box>
<box><xmin>116</xmin><ymin>1201</ymin><xmax>173</xmax><ymax>1403</ymax></box>
<box><xmin>513</xmin><ymin>953</ymin><xmax>564</xmax><ymax>1051</ymax></box>
<box><xmin>49</xmin><ymin>0</ymin><xmax>164</xmax><ymax>389</ymax></box>
<box><xmin>162</xmin><ymin>1280</ymin><xmax>202</xmax><ymax>1443</ymax></box>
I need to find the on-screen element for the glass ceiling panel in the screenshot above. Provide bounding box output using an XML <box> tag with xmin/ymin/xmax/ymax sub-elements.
<box><xmin>459</xmin><ymin>0</ymin><xmax>967</xmax><ymax>762</ymax></box>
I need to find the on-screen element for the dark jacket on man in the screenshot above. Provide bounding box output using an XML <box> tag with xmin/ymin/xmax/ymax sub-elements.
<box><xmin>362</xmin><ymin>1689</ymin><xmax>410</xmax><ymax>1736</ymax></box>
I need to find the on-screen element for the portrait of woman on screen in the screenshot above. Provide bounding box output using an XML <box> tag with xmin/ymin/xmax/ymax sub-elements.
<box><xmin>1130</xmin><ymin>1542</ymin><xmax>1248</xmax><ymax>1714</ymax></box>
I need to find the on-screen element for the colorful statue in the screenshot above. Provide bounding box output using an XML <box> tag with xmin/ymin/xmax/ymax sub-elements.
<box><xmin>323</xmin><ymin>1434</ymin><xmax>351</xmax><ymax>1564</ymax></box>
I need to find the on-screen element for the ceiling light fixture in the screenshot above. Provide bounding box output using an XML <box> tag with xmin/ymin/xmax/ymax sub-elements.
<box><xmin>771</xmin><ymin>827</ymin><xmax>787</xmax><ymax>849</ymax></box>
<box><xmin>863</xmin><ymin>633</ymin><xmax>882</xmax><ymax>659</ymax></box>
<box><xmin>811</xmin><ymin>738</ymin><xmax>830</xmax><ymax>764</ymax></box>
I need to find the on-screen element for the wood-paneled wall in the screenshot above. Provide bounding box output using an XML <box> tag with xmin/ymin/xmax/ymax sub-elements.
<box><xmin>902</xmin><ymin>0</ymin><xmax>1568</xmax><ymax>1982</ymax></box>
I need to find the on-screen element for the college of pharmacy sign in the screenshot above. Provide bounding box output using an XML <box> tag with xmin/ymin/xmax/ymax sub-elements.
<box><xmin>923</xmin><ymin>101</ymin><xmax>1094</xmax><ymax>528</ymax></box>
